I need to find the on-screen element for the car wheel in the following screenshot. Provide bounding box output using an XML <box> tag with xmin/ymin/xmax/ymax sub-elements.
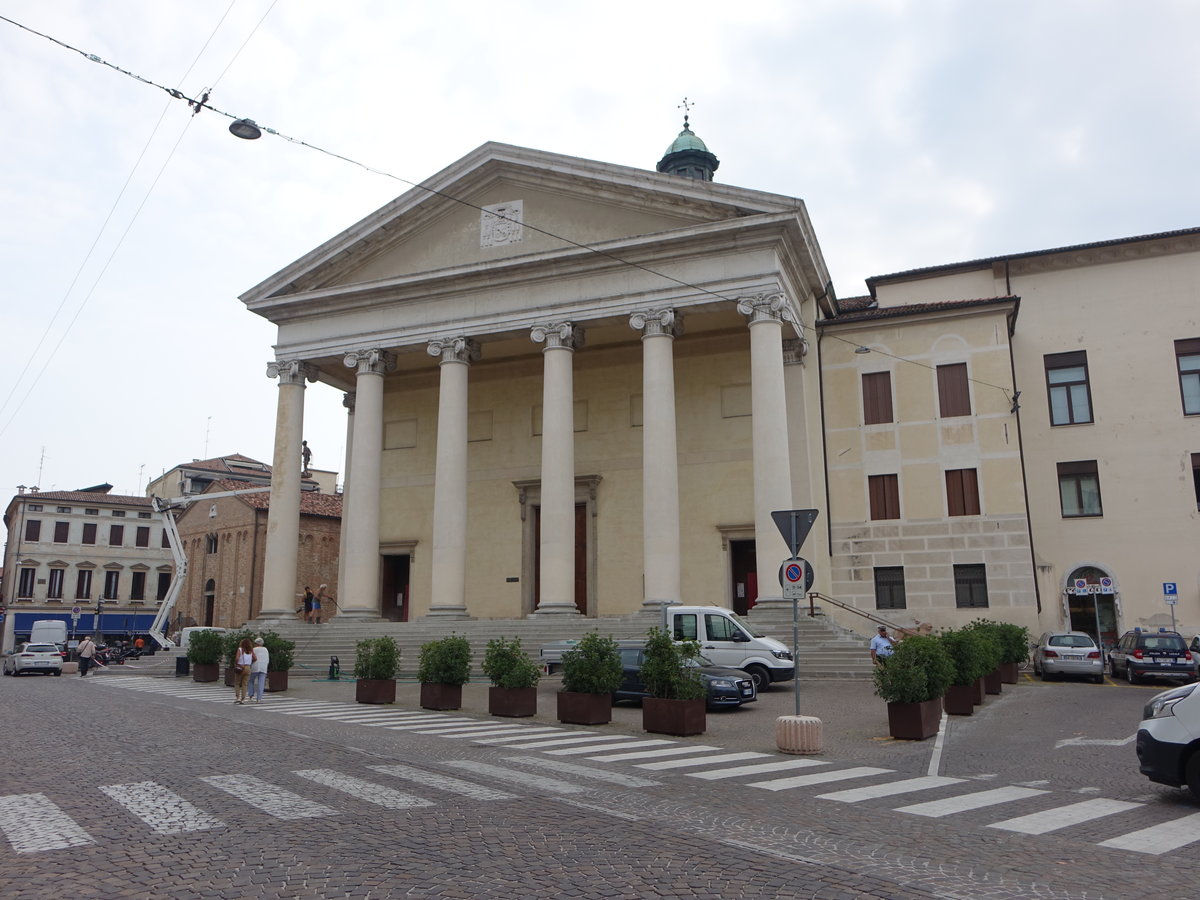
<box><xmin>53</xmin><ymin>670</ymin><xmax>62</xmax><ymax>677</ymax></box>
<box><xmin>1092</xmin><ymin>674</ymin><xmax>1104</xmax><ymax>684</ymax></box>
<box><xmin>744</xmin><ymin>665</ymin><xmax>770</xmax><ymax>693</ymax></box>
<box><xmin>1126</xmin><ymin>665</ymin><xmax>1139</xmax><ymax>684</ymax></box>
<box><xmin>1187</xmin><ymin>752</ymin><xmax>1200</xmax><ymax>802</ymax></box>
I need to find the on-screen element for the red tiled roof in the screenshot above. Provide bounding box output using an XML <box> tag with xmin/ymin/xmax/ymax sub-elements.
<box><xmin>11</xmin><ymin>490</ymin><xmax>153</xmax><ymax>506</ymax></box>
<box><xmin>820</xmin><ymin>296</ymin><xmax>1017</xmax><ymax>325</ymax></box>
<box><xmin>209</xmin><ymin>480</ymin><xmax>342</xmax><ymax>519</ymax></box>
<box><xmin>835</xmin><ymin>295</ymin><xmax>876</xmax><ymax>312</ymax></box>
<box><xmin>185</xmin><ymin>454</ymin><xmax>272</xmax><ymax>474</ymax></box>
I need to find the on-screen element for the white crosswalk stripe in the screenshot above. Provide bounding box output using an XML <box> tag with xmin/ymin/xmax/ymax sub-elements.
<box><xmin>384</xmin><ymin>717</ymin><xmax>478</xmax><ymax>730</ymax></box>
<box><xmin>544</xmin><ymin>739</ymin><xmax>676</xmax><ymax>756</ymax></box>
<box><xmin>443</xmin><ymin>760</ymin><xmax>589</xmax><ymax>794</ymax></box>
<box><xmin>749</xmin><ymin>766</ymin><xmax>892</xmax><ymax>791</ymax></box>
<box><xmin>987</xmin><ymin>798</ymin><xmax>1142</xmax><ymax>835</ymax></box>
<box><xmin>368</xmin><ymin>764</ymin><xmax>518</xmax><ymax>800</ymax></box>
<box><xmin>817</xmin><ymin>775</ymin><xmax>965</xmax><ymax>803</ymax></box>
<box><xmin>505</xmin><ymin>756</ymin><xmax>660</xmax><ymax>788</ymax></box>
<box><xmin>292</xmin><ymin>769</ymin><xmax>434</xmax><ymax>809</ymax></box>
<box><xmin>687</xmin><ymin>758</ymin><xmax>827</xmax><ymax>780</ymax></box>
<box><xmin>0</xmin><ymin>793</ymin><xmax>93</xmax><ymax>853</ymax></box>
<box><xmin>201</xmin><ymin>774</ymin><xmax>336</xmax><ymax>819</ymax></box>
<box><xmin>471</xmin><ymin>728</ymin><xmax>568</xmax><ymax>744</ymax></box>
<box><xmin>588</xmin><ymin>745</ymin><xmax>722</xmax><ymax>762</ymax></box>
<box><xmin>1098</xmin><ymin>811</ymin><xmax>1200</xmax><ymax>854</ymax></box>
<box><xmin>488</xmin><ymin>734</ymin><xmax>638</xmax><ymax>750</ymax></box>
<box><xmin>426</xmin><ymin>724</ymin><xmax>544</xmax><ymax>738</ymax></box>
<box><xmin>99</xmin><ymin>782</ymin><xmax>224</xmax><ymax>834</ymax></box>
<box><xmin>635</xmin><ymin>751</ymin><xmax>771</xmax><ymax>770</ymax></box>
<box><xmin>896</xmin><ymin>786</ymin><xmax>1048</xmax><ymax>818</ymax></box>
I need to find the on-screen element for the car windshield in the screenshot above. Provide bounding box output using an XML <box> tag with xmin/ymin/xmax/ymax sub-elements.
<box><xmin>728</xmin><ymin>613</ymin><xmax>765</xmax><ymax>638</ymax></box>
<box><xmin>24</xmin><ymin>644</ymin><xmax>58</xmax><ymax>652</ymax></box>
<box><xmin>1143</xmin><ymin>636</ymin><xmax>1186</xmax><ymax>651</ymax></box>
<box><xmin>1048</xmin><ymin>635</ymin><xmax>1095</xmax><ymax>648</ymax></box>
<box><xmin>684</xmin><ymin>653</ymin><xmax>716</xmax><ymax>668</ymax></box>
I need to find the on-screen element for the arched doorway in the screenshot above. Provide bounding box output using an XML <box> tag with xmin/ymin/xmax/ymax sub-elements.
<box><xmin>204</xmin><ymin>578</ymin><xmax>216</xmax><ymax>626</ymax></box>
<box><xmin>1064</xmin><ymin>565</ymin><xmax>1119</xmax><ymax>650</ymax></box>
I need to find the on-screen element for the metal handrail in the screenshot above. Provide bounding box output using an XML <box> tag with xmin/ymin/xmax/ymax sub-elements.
<box><xmin>805</xmin><ymin>591</ymin><xmax>913</xmax><ymax>635</ymax></box>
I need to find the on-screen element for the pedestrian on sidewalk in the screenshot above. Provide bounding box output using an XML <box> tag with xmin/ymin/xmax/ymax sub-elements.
<box><xmin>248</xmin><ymin>637</ymin><xmax>270</xmax><ymax>703</ymax></box>
<box><xmin>77</xmin><ymin>635</ymin><xmax>97</xmax><ymax>677</ymax></box>
<box><xmin>313</xmin><ymin>584</ymin><xmax>330</xmax><ymax>624</ymax></box>
<box><xmin>233</xmin><ymin>638</ymin><xmax>254</xmax><ymax>704</ymax></box>
<box><xmin>870</xmin><ymin>625</ymin><xmax>896</xmax><ymax>666</ymax></box>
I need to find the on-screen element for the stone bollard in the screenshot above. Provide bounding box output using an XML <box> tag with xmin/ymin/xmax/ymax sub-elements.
<box><xmin>62</xmin><ymin>662</ymin><xmax>79</xmax><ymax>675</ymax></box>
<box><xmin>776</xmin><ymin>714</ymin><xmax>823</xmax><ymax>754</ymax></box>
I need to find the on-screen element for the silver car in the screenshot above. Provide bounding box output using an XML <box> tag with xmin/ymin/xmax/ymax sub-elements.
<box><xmin>1032</xmin><ymin>631</ymin><xmax>1104</xmax><ymax>683</ymax></box>
<box><xmin>3</xmin><ymin>643</ymin><xmax>65</xmax><ymax>676</ymax></box>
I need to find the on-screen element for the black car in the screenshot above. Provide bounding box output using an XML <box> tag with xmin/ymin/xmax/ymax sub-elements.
<box><xmin>1109</xmin><ymin>629</ymin><xmax>1195</xmax><ymax>684</ymax></box>
<box><xmin>612</xmin><ymin>647</ymin><xmax>757</xmax><ymax>710</ymax></box>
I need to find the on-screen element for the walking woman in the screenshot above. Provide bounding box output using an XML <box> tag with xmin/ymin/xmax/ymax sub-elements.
<box><xmin>233</xmin><ymin>637</ymin><xmax>254</xmax><ymax>704</ymax></box>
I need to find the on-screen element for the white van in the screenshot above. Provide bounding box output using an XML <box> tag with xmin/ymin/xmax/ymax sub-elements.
<box><xmin>664</xmin><ymin>606</ymin><xmax>794</xmax><ymax>691</ymax></box>
<box><xmin>1137</xmin><ymin>682</ymin><xmax>1200</xmax><ymax>799</ymax></box>
<box><xmin>30</xmin><ymin>620</ymin><xmax>68</xmax><ymax>647</ymax></box>
<box><xmin>178</xmin><ymin>626</ymin><xmax>227</xmax><ymax>650</ymax></box>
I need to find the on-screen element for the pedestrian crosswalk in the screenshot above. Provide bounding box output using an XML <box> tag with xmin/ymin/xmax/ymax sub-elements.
<box><xmin>81</xmin><ymin>675</ymin><xmax>1200</xmax><ymax>859</ymax></box>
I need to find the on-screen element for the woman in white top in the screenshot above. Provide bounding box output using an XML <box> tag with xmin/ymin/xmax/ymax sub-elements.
<box><xmin>248</xmin><ymin>637</ymin><xmax>270</xmax><ymax>703</ymax></box>
<box><xmin>233</xmin><ymin>638</ymin><xmax>254</xmax><ymax>704</ymax></box>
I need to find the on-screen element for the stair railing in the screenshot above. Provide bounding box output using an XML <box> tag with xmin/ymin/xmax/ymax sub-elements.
<box><xmin>806</xmin><ymin>591</ymin><xmax>914</xmax><ymax>636</ymax></box>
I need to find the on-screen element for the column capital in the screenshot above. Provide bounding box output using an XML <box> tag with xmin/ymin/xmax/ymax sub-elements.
<box><xmin>266</xmin><ymin>359</ymin><xmax>317</xmax><ymax>385</ymax></box>
<box><xmin>426</xmin><ymin>336</ymin><xmax>481</xmax><ymax>365</ymax></box>
<box><xmin>343</xmin><ymin>348</ymin><xmax>395</xmax><ymax>376</ymax></box>
<box><xmin>531</xmin><ymin>322</ymin><xmax>584</xmax><ymax>351</ymax></box>
<box><xmin>736</xmin><ymin>292</ymin><xmax>796</xmax><ymax>326</ymax></box>
<box><xmin>342</xmin><ymin>392</ymin><xmax>356</xmax><ymax>412</ymax></box>
<box><xmin>629</xmin><ymin>307</ymin><xmax>684</xmax><ymax>339</ymax></box>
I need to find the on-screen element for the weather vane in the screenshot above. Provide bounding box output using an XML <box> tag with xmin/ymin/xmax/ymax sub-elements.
<box><xmin>678</xmin><ymin>96</ymin><xmax>693</xmax><ymax>128</ymax></box>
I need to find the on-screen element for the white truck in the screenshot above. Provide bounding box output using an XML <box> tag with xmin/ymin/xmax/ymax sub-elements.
<box><xmin>30</xmin><ymin>620</ymin><xmax>69</xmax><ymax>647</ymax></box>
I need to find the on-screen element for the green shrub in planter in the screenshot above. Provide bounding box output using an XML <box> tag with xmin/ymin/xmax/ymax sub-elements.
<box><xmin>185</xmin><ymin>629</ymin><xmax>224</xmax><ymax>666</ymax></box>
<box><xmin>223</xmin><ymin>628</ymin><xmax>257</xmax><ymax>665</ymax></box>
<box><xmin>354</xmin><ymin>636</ymin><xmax>400</xmax><ymax>681</ymax></box>
<box><xmin>641</xmin><ymin>626</ymin><xmax>705</xmax><ymax>701</ymax></box>
<box><xmin>482</xmin><ymin>637</ymin><xmax>541</xmax><ymax>689</ymax></box>
<box><xmin>962</xmin><ymin>620</ymin><xmax>1004</xmax><ymax>673</ymax></box>
<box><xmin>560</xmin><ymin>631</ymin><xmax>623</xmax><ymax>695</ymax></box>
<box><xmin>939</xmin><ymin>628</ymin><xmax>992</xmax><ymax>686</ymax></box>
<box><xmin>259</xmin><ymin>631</ymin><xmax>295</xmax><ymax>672</ymax></box>
<box><xmin>873</xmin><ymin>635</ymin><xmax>955</xmax><ymax>704</ymax></box>
<box><xmin>968</xmin><ymin>619</ymin><xmax>1030</xmax><ymax>664</ymax></box>
<box><xmin>418</xmin><ymin>634</ymin><xmax>471</xmax><ymax>686</ymax></box>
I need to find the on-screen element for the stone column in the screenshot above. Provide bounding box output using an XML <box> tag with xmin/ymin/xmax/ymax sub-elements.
<box><xmin>630</xmin><ymin>308</ymin><xmax>682</xmax><ymax>610</ymax></box>
<box><xmin>339</xmin><ymin>349</ymin><xmax>394</xmax><ymax>618</ymax></box>
<box><xmin>531</xmin><ymin>322</ymin><xmax>584</xmax><ymax>615</ymax></box>
<box><xmin>737</xmin><ymin>293</ymin><xmax>795</xmax><ymax>606</ymax></box>
<box><xmin>260</xmin><ymin>359</ymin><xmax>315</xmax><ymax>620</ymax></box>
<box><xmin>335</xmin><ymin>391</ymin><xmax>355</xmax><ymax>608</ymax></box>
<box><xmin>425</xmin><ymin>337</ymin><xmax>479</xmax><ymax>619</ymax></box>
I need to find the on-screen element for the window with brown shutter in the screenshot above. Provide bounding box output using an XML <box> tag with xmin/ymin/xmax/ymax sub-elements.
<box><xmin>945</xmin><ymin>468</ymin><xmax>981</xmax><ymax>516</ymax></box>
<box><xmin>130</xmin><ymin>571</ymin><xmax>146</xmax><ymax>601</ymax></box>
<box><xmin>862</xmin><ymin>372</ymin><xmax>894</xmax><ymax>425</ymax></box>
<box><xmin>25</xmin><ymin>519</ymin><xmax>41</xmax><ymax>541</ymax></box>
<box><xmin>937</xmin><ymin>363</ymin><xmax>971</xmax><ymax>417</ymax></box>
<box><xmin>868</xmin><ymin>474</ymin><xmax>901</xmax><ymax>520</ymax></box>
<box><xmin>82</xmin><ymin>523</ymin><xmax>97</xmax><ymax>545</ymax></box>
<box><xmin>54</xmin><ymin>521</ymin><xmax>70</xmax><ymax>543</ymax></box>
<box><xmin>136</xmin><ymin>526</ymin><xmax>150</xmax><ymax>548</ymax></box>
<box><xmin>109</xmin><ymin>524</ymin><xmax>124</xmax><ymax>546</ymax></box>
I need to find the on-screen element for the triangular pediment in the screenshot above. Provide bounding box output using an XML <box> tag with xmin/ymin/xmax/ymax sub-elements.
<box><xmin>242</xmin><ymin>142</ymin><xmax>808</xmax><ymax>303</ymax></box>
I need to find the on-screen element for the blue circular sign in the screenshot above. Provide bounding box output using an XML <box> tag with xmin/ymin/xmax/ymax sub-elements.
<box><xmin>785</xmin><ymin>563</ymin><xmax>803</xmax><ymax>583</ymax></box>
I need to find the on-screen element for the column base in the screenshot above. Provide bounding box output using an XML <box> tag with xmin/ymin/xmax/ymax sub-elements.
<box><xmin>641</xmin><ymin>599</ymin><xmax>681</xmax><ymax>612</ymax></box>
<box><xmin>253</xmin><ymin>612</ymin><xmax>300</xmax><ymax>625</ymax></box>
<box><xmin>333</xmin><ymin>609</ymin><xmax>383</xmax><ymax>621</ymax></box>
<box><xmin>421</xmin><ymin>607</ymin><xmax>472</xmax><ymax>620</ymax></box>
<box><xmin>530</xmin><ymin>604</ymin><xmax>582</xmax><ymax>616</ymax></box>
<box><xmin>749</xmin><ymin>595</ymin><xmax>794</xmax><ymax>610</ymax></box>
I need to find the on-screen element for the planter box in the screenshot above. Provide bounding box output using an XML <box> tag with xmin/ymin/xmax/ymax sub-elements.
<box><xmin>192</xmin><ymin>663</ymin><xmax>219</xmax><ymax>683</ymax></box>
<box><xmin>224</xmin><ymin>665</ymin><xmax>236</xmax><ymax>687</ymax></box>
<box><xmin>886</xmin><ymin>698</ymin><xmax>943</xmax><ymax>740</ymax></box>
<box><xmin>356</xmin><ymin>678</ymin><xmax>396</xmax><ymax>705</ymax></box>
<box><xmin>944</xmin><ymin>683</ymin><xmax>975</xmax><ymax>716</ymax></box>
<box><xmin>489</xmin><ymin>686</ymin><xmax>537</xmax><ymax>718</ymax></box>
<box><xmin>998</xmin><ymin>661</ymin><xmax>1019</xmax><ymax>684</ymax></box>
<box><xmin>557</xmin><ymin>691</ymin><xmax>613</xmax><ymax>726</ymax></box>
<box><xmin>972</xmin><ymin>677</ymin><xmax>986</xmax><ymax>705</ymax></box>
<box><xmin>267</xmin><ymin>671</ymin><xmax>289</xmax><ymax>693</ymax></box>
<box><xmin>983</xmin><ymin>668</ymin><xmax>1003</xmax><ymax>695</ymax></box>
<box><xmin>420</xmin><ymin>682</ymin><xmax>463</xmax><ymax>710</ymax></box>
<box><xmin>642</xmin><ymin>697</ymin><xmax>706</xmax><ymax>736</ymax></box>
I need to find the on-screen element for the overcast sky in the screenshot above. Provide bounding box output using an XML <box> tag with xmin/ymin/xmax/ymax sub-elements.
<box><xmin>1</xmin><ymin>0</ymin><xmax>1197</xmax><ymax>505</ymax></box>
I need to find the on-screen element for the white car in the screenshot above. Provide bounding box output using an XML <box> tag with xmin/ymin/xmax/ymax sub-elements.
<box><xmin>3</xmin><ymin>643</ymin><xmax>64</xmax><ymax>676</ymax></box>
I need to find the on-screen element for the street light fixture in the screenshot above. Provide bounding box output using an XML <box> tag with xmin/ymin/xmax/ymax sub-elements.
<box><xmin>228</xmin><ymin>118</ymin><xmax>262</xmax><ymax>140</ymax></box>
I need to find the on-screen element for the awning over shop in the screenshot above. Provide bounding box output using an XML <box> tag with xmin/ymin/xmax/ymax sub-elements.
<box><xmin>12</xmin><ymin>611</ymin><xmax>157</xmax><ymax>636</ymax></box>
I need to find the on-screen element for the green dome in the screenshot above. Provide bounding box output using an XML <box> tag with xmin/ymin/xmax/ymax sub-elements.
<box><xmin>664</xmin><ymin>126</ymin><xmax>710</xmax><ymax>155</ymax></box>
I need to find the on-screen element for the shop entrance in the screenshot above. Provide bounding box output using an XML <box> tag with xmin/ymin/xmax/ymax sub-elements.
<box><xmin>1065</xmin><ymin>565</ymin><xmax>1118</xmax><ymax>650</ymax></box>
<box><xmin>730</xmin><ymin>540</ymin><xmax>758</xmax><ymax>616</ymax></box>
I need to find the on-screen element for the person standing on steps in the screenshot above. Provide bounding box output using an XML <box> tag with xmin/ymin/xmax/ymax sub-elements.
<box><xmin>314</xmin><ymin>584</ymin><xmax>331</xmax><ymax>624</ymax></box>
<box><xmin>870</xmin><ymin>625</ymin><xmax>896</xmax><ymax>666</ymax></box>
<box><xmin>302</xmin><ymin>586</ymin><xmax>315</xmax><ymax>623</ymax></box>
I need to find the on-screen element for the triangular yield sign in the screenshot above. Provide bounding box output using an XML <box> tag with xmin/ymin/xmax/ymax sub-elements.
<box><xmin>771</xmin><ymin>508</ymin><xmax>820</xmax><ymax>558</ymax></box>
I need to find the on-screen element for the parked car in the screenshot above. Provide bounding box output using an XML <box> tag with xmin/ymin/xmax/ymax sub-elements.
<box><xmin>1031</xmin><ymin>631</ymin><xmax>1104</xmax><ymax>683</ymax></box>
<box><xmin>3</xmin><ymin>643</ymin><xmax>65</xmax><ymax>676</ymax></box>
<box><xmin>1190</xmin><ymin>635</ymin><xmax>1200</xmax><ymax>676</ymax></box>
<box><xmin>1109</xmin><ymin>629</ymin><xmax>1195</xmax><ymax>685</ymax></box>
<box><xmin>1136</xmin><ymin>681</ymin><xmax>1200</xmax><ymax>799</ymax></box>
<box><xmin>612</xmin><ymin>646</ymin><xmax>757</xmax><ymax>710</ymax></box>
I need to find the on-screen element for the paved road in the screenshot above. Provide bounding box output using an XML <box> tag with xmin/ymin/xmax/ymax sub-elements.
<box><xmin>1</xmin><ymin>668</ymin><xmax>1197</xmax><ymax>899</ymax></box>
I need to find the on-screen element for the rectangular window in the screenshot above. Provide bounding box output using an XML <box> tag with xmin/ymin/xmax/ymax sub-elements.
<box><xmin>1057</xmin><ymin>460</ymin><xmax>1103</xmax><ymax>517</ymax></box>
<box><xmin>937</xmin><ymin>363</ymin><xmax>971</xmax><ymax>417</ymax></box>
<box><xmin>48</xmin><ymin>569</ymin><xmax>65</xmax><ymax>599</ymax></box>
<box><xmin>954</xmin><ymin>564</ymin><xmax>989</xmax><ymax>608</ymax></box>
<box><xmin>1192</xmin><ymin>453</ymin><xmax>1200</xmax><ymax>511</ymax></box>
<box><xmin>137</xmin><ymin>511</ymin><xmax>152</xmax><ymax>519</ymax></box>
<box><xmin>103</xmin><ymin>571</ymin><xmax>120</xmax><ymax>600</ymax></box>
<box><xmin>17</xmin><ymin>567</ymin><xmax>36</xmax><ymax>598</ymax></box>
<box><xmin>130</xmin><ymin>571</ymin><xmax>146</xmax><ymax>602</ymax></box>
<box><xmin>109</xmin><ymin>524</ymin><xmax>124</xmax><ymax>546</ymax></box>
<box><xmin>135</xmin><ymin>526</ymin><xmax>150</xmax><ymax>548</ymax></box>
<box><xmin>868</xmin><ymin>474</ymin><xmax>901</xmax><ymax>520</ymax></box>
<box><xmin>156</xmin><ymin>572</ymin><xmax>172</xmax><ymax>602</ymax></box>
<box><xmin>84</xmin><ymin>508</ymin><xmax>99</xmax><ymax>515</ymax></box>
<box><xmin>945</xmin><ymin>468</ymin><xmax>981</xmax><ymax>516</ymax></box>
<box><xmin>28</xmin><ymin>504</ymin><xmax>42</xmax><ymax>511</ymax></box>
<box><xmin>874</xmin><ymin>567</ymin><xmax>907</xmax><ymax>610</ymax></box>
<box><xmin>161</xmin><ymin>530</ymin><xmax>171</xmax><ymax>548</ymax></box>
<box><xmin>82</xmin><ymin>522</ymin><xmax>97</xmax><ymax>545</ymax></box>
<box><xmin>862</xmin><ymin>372</ymin><xmax>894</xmax><ymax>425</ymax></box>
<box><xmin>56</xmin><ymin>506</ymin><xmax>71</xmax><ymax>514</ymax></box>
<box><xmin>1177</xmin><ymin>338</ymin><xmax>1200</xmax><ymax>415</ymax></box>
<box><xmin>75</xmin><ymin>569</ymin><xmax>92</xmax><ymax>600</ymax></box>
<box><xmin>1044</xmin><ymin>350</ymin><xmax>1093</xmax><ymax>425</ymax></box>
<box><xmin>54</xmin><ymin>521</ymin><xmax>70</xmax><ymax>543</ymax></box>
<box><xmin>24</xmin><ymin>519</ymin><xmax>41</xmax><ymax>542</ymax></box>
<box><xmin>112</xmin><ymin>510</ymin><xmax>126</xmax><ymax>517</ymax></box>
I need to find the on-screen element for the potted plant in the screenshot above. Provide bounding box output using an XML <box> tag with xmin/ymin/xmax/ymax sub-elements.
<box><xmin>482</xmin><ymin>636</ymin><xmax>541</xmax><ymax>717</ymax></box>
<box><xmin>873</xmin><ymin>634</ymin><xmax>955</xmax><ymax>739</ymax></box>
<box><xmin>640</xmin><ymin>626</ymin><xmax>707</xmax><ymax>736</ymax></box>
<box><xmin>966</xmin><ymin>620</ymin><xmax>1006</xmax><ymax>695</ymax></box>
<box><xmin>354</xmin><ymin>636</ymin><xmax>400</xmax><ymax>704</ymax></box>
<box><xmin>992</xmin><ymin>621</ymin><xmax>1030</xmax><ymax>684</ymax></box>
<box><xmin>186</xmin><ymin>630</ymin><xmax>223</xmax><ymax>683</ymax></box>
<box><xmin>939</xmin><ymin>629</ymin><xmax>991</xmax><ymax>715</ymax></box>
<box><xmin>418</xmin><ymin>634</ymin><xmax>472</xmax><ymax>710</ymax></box>
<box><xmin>260</xmin><ymin>631</ymin><xmax>295</xmax><ymax>692</ymax></box>
<box><xmin>222</xmin><ymin>629</ymin><xmax>256</xmax><ymax>686</ymax></box>
<box><xmin>558</xmin><ymin>631</ymin><xmax>623</xmax><ymax>725</ymax></box>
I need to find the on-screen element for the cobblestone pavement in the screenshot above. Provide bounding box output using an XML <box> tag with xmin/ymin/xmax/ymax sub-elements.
<box><xmin>1</xmin><ymin>668</ymin><xmax>1197</xmax><ymax>899</ymax></box>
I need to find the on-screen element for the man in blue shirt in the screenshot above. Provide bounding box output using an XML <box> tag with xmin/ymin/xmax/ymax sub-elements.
<box><xmin>870</xmin><ymin>625</ymin><xmax>896</xmax><ymax>666</ymax></box>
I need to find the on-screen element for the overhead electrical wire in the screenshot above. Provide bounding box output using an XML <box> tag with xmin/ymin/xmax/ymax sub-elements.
<box><xmin>0</xmin><ymin>10</ymin><xmax>1017</xmax><ymax>408</ymax></box>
